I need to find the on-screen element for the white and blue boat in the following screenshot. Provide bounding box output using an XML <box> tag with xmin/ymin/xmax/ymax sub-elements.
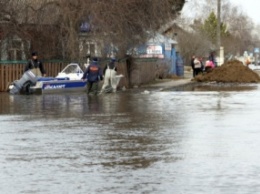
<box><xmin>9</xmin><ymin>63</ymin><xmax>87</xmax><ymax>94</ymax></box>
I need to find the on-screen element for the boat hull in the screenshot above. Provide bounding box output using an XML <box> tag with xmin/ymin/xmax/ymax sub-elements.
<box><xmin>9</xmin><ymin>63</ymin><xmax>89</xmax><ymax>95</ymax></box>
<box><xmin>30</xmin><ymin>80</ymin><xmax>88</xmax><ymax>94</ymax></box>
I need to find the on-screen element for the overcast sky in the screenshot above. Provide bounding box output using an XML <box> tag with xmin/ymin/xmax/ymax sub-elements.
<box><xmin>229</xmin><ymin>0</ymin><xmax>260</xmax><ymax>24</ymax></box>
<box><xmin>182</xmin><ymin>0</ymin><xmax>260</xmax><ymax>25</ymax></box>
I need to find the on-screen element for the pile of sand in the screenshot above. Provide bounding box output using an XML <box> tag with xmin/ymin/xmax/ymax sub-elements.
<box><xmin>195</xmin><ymin>60</ymin><xmax>260</xmax><ymax>83</ymax></box>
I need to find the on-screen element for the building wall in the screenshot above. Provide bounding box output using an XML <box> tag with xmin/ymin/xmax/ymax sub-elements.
<box><xmin>116</xmin><ymin>58</ymin><xmax>169</xmax><ymax>88</ymax></box>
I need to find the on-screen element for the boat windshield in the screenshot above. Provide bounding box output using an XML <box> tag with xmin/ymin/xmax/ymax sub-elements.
<box><xmin>61</xmin><ymin>63</ymin><xmax>83</xmax><ymax>74</ymax></box>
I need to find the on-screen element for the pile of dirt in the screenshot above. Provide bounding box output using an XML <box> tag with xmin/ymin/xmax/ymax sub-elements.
<box><xmin>195</xmin><ymin>60</ymin><xmax>260</xmax><ymax>83</ymax></box>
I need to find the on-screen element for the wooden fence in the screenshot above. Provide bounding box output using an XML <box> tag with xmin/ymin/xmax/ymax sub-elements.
<box><xmin>0</xmin><ymin>61</ymin><xmax>66</xmax><ymax>92</ymax></box>
<box><xmin>0</xmin><ymin>58</ymin><xmax>163</xmax><ymax>92</ymax></box>
<box><xmin>0</xmin><ymin>60</ymin><xmax>130</xmax><ymax>92</ymax></box>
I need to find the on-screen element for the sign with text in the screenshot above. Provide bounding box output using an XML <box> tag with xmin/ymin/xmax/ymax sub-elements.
<box><xmin>147</xmin><ymin>45</ymin><xmax>162</xmax><ymax>55</ymax></box>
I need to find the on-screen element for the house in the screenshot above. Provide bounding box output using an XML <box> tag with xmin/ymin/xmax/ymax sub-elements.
<box><xmin>129</xmin><ymin>32</ymin><xmax>182</xmax><ymax>76</ymax></box>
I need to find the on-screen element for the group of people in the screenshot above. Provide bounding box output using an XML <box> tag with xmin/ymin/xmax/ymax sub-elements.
<box><xmin>190</xmin><ymin>54</ymin><xmax>216</xmax><ymax>77</ymax></box>
<box><xmin>81</xmin><ymin>57</ymin><xmax>118</xmax><ymax>95</ymax></box>
<box><xmin>24</xmin><ymin>51</ymin><xmax>118</xmax><ymax>95</ymax></box>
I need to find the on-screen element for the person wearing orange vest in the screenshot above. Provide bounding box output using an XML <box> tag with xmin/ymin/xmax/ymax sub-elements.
<box><xmin>82</xmin><ymin>57</ymin><xmax>103</xmax><ymax>94</ymax></box>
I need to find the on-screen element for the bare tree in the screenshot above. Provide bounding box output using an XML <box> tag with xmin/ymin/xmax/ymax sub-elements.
<box><xmin>0</xmin><ymin>0</ymin><xmax>61</xmax><ymax>59</ymax></box>
<box><xmin>202</xmin><ymin>0</ymin><xmax>259</xmax><ymax>56</ymax></box>
<box><xmin>0</xmin><ymin>0</ymin><xmax>185</xmax><ymax>60</ymax></box>
<box><xmin>54</xmin><ymin>0</ymin><xmax>185</xmax><ymax>59</ymax></box>
<box><xmin>177</xmin><ymin>0</ymin><xmax>260</xmax><ymax>62</ymax></box>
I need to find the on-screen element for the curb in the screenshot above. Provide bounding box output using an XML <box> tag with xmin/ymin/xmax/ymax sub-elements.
<box><xmin>139</xmin><ymin>78</ymin><xmax>199</xmax><ymax>92</ymax></box>
<box><xmin>160</xmin><ymin>81</ymin><xmax>199</xmax><ymax>91</ymax></box>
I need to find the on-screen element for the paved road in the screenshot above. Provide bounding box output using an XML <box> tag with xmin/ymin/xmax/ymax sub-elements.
<box><xmin>141</xmin><ymin>67</ymin><xmax>193</xmax><ymax>90</ymax></box>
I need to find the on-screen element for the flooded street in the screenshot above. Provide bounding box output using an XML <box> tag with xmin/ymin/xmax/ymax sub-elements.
<box><xmin>1</xmin><ymin>84</ymin><xmax>260</xmax><ymax>194</ymax></box>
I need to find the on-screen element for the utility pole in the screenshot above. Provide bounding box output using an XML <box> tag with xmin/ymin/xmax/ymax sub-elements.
<box><xmin>217</xmin><ymin>0</ymin><xmax>222</xmax><ymax>65</ymax></box>
<box><xmin>217</xmin><ymin>0</ymin><xmax>221</xmax><ymax>47</ymax></box>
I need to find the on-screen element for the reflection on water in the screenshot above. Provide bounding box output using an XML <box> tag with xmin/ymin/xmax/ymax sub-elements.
<box><xmin>1</xmin><ymin>83</ymin><xmax>260</xmax><ymax>193</ymax></box>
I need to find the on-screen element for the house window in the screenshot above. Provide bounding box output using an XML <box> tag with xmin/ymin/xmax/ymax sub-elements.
<box><xmin>8</xmin><ymin>40</ymin><xmax>22</xmax><ymax>60</ymax></box>
<box><xmin>8</xmin><ymin>39</ymin><xmax>24</xmax><ymax>60</ymax></box>
<box><xmin>89</xmin><ymin>43</ymin><xmax>95</xmax><ymax>56</ymax></box>
<box><xmin>80</xmin><ymin>40</ymin><xmax>96</xmax><ymax>57</ymax></box>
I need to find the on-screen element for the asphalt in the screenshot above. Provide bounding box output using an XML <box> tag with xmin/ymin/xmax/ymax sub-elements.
<box><xmin>140</xmin><ymin>69</ymin><xmax>195</xmax><ymax>91</ymax></box>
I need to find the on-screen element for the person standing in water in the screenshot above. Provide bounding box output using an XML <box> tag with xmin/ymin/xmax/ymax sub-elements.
<box><xmin>100</xmin><ymin>58</ymin><xmax>118</xmax><ymax>93</ymax></box>
<box><xmin>24</xmin><ymin>51</ymin><xmax>46</xmax><ymax>77</ymax></box>
<box><xmin>82</xmin><ymin>57</ymin><xmax>103</xmax><ymax>95</ymax></box>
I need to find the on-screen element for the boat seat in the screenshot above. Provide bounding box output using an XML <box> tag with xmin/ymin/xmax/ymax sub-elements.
<box><xmin>56</xmin><ymin>77</ymin><xmax>70</xmax><ymax>80</ymax></box>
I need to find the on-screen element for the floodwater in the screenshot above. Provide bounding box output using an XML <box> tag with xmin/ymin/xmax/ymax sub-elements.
<box><xmin>1</xmin><ymin>84</ymin><xmax>260</xmax><ymax>194</ymax></box>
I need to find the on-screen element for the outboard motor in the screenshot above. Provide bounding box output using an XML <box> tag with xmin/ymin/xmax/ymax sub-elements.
<box><xmin>9</xmin><ymin>70</ymin><xmax>38</xmax><ymax>94</ymax></box>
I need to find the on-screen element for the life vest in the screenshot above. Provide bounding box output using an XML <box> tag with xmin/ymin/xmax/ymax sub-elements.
<box><xmin>89</xmin><ymin>66</ymin><xmax>99</xmax><ymax>73</ymax></box>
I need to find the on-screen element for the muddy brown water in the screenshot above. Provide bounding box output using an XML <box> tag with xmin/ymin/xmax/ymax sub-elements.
<box><xmin>1</xmin><ymin>84</ymin><xmax>260</xmax><ymax>194</ymax></box>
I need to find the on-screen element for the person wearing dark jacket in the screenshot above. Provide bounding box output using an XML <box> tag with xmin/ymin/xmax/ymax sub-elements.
<box><xmin>24</xmin><ymin>51</ymin><xmax>46</xmax><ymax>77</ymax></box>
<box><xmin>82</xmin><ymin>57</ymin><xmax>103</xmax><ymax>94</ymax></box>
<box><xmin>102</xmin><ymin>58</ymin><xmax>117</xmax><ymax>74</ymax></box>
<box><xmin>190</xmin><ymin>55</ymin><xmax>196</xmax><ymax>77</ymax></box>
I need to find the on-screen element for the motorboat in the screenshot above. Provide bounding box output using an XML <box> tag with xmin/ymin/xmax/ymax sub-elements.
<box><xmin>9</xmin><ymin>63</ymin><xmax>87</xmax><ymax>94</ymax></box>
